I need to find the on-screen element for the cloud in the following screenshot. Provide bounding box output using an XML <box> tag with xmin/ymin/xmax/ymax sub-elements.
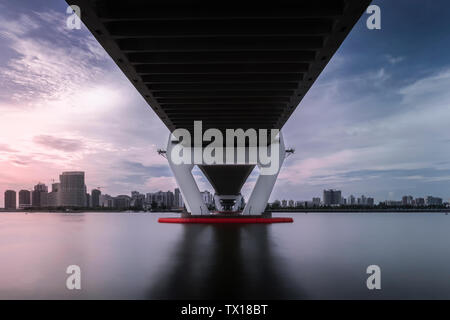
<box><xmin>275</xmin><ymin>65</ymin><xmax>450</xmax><ymax>202</ymax></box>
<box><xmin>385</xmin><ymin>54</ymin><xmax>405</xmax><ymax>65</ymax></box>
<box><xmin>0</xmin><ymin>9</ymin><xmax>110</xmax><ymax>104</ymax></box>
<box><xmin>0</xmin><ymin>143</ymin><xmax>16</xmax><ymax>153</ymax></box>
<box><xmin>33</xmin><ymin>135</ymin><xmax>84</xmax><ymax>152</ymax></box>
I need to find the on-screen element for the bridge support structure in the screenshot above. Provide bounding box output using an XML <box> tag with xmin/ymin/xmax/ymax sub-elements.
<box><xmin>166</xmin><ymin>131</ymin><xmax>285</xmax><ymax>216</ymax></box>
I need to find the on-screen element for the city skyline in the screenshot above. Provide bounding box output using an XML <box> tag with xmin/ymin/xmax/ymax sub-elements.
<box><xmin>2</xmin><ymin>0</ymin><xmax>450</xmax><ymax>205</ymax></box>
<box><xmin>3</xmin><ymin>170</ymin><xmax>448</xmax><ymax>209</ymax></box>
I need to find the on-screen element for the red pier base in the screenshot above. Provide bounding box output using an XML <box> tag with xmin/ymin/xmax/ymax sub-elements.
<box><xmin>158</xmin><ymin>217</ymin><xmax>293</xmax><ymax>224</ymax></box>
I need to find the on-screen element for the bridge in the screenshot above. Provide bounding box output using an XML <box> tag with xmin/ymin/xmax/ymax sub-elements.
<box><xmin>68</xmin><ymin>0</ymin><xmax>371</xmax><ymax>218</ymax></box>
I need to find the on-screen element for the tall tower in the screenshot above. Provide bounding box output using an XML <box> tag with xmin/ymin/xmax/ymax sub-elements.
<box><xmin>91</xmin><ymin>189</ymin><xmax>101</xmax><ymax>208</ymax></box>
<box><xmin>4</xmin><ymin>190</ymin><xmax>16</xmax><ymax>210</ymax></box>
<box><xmin>59</xmin><ymin>172</ymin><xmax>86</xmax><ymax>207</ymax></box>
<box><xmin>18</xmin><ymin>190</ymin><xmax>31</xmax><ymax>209</ymax></box>
<box><xmin>32</xmin><ymin>183</ymin><xmax>48</xmax><ymax>208</ymax></box>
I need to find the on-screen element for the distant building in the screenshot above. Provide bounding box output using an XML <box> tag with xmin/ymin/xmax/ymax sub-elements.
<box><xmin>18</xmin><ymin>190</ymin><xmax>31</xmax><ymax>209</ymax></box>
<box><xmin>281</xmin><ymin>200</ymin><xmax>287</xmax><ymax>208</ymax></box>
<box><xmin>426</xmin><ymin>196</ymin><xmax>443</xmax><ymax>206</ymax></box>
<box><xmin>415</xmin><ymin>198</ymin><xmax>425</xmax><ymax>206</ymax></box>
<box><xmin>385</xmin><ymin>200</ymin><xmax>402</xmax><ymax>206</ymax></box>
<box><xmin>367</xmin><ymin>197</ymin><xmax>375</xmax><ymax>206</ymax></box>
<box><xmin>272</xmin><ymin>200</ymin><xmax>281</xmax><ymax>208</ymax></box>
<box><xmin>130</xmin><ymin>191</ymin><xmax>145</xmax><ymax>208</ymax></box>
<box><xmin>59</xmin><ymin>172</ymin><xmax>86</xmax><ymax>207</ymax></box>
<box><xmin>32</xmin><ymin>183</ymin><xmax>48</xmax><ymax>207</ymax></box>
<box><xmin>91</xmin><ymin>189</ymin><xmax>101</xmax><ymax>208</ymax></box>
<box><xmin>201</xmin><ymin>191</ymin><xmax>213</xmax><ymax>206</ymax></box>
<box><xmin>48</xmin><ymin>183</ymin><xmax>60</xmax><ymax>207</ymax></box>
<box><xmin>100</xmin><ymin>194</ymin><xmax>114</xmax><ymax>207</ymax></box>
<box><xmin>114</xmin><ymin>195</ymin><xmax>131</xmax><ymax>209</ymax></box>
<box><xmin>174</xmin><ymin>188</ymin><xmax>184</xmax><ymax>208</ymax></box>
<box><xmin>86</xmin><ymin>193</ymin><xmax>91</xmax><ymax>207</ymax></box>
<box><xmin>360</xmin><ymin>195</ymin><xmax>367</xmax><ymax>205</ymax></box>
<box><xmin>323</xmin><ymin>189</ymin><xmax>341</xmax><ymax>206</ymax></box>
<box><xmin>312</xmin><ymin>197</ymin><xmax>321</xmax><ymax>206</ymax></box>
<box><xmin>147</xmin><ymin>191</ymin><xmax>174</xmax><ymax>208</ymax></box>
<box><xmin>288</xmin><ymin>200</ymin><xmax>294</xmax><ymax>207</ymax></box>
<box><xmin>402</xmin><ymin>195</ymin><xmax>413</xmax><ymax>206</ymax></box>
<box><xmin>348</xmin><ymin>195</ymin><xmax>356</xmax><ymax>205</ymax></box>
<box><xmin>295</xmin><ymin>201</ymin><xmax>305</xmax><ymax>208</ymax></box>
<box><xmin>4</xmin><ymin>190</ymin><xmax>16</xmax><ymax>209</ymax></box>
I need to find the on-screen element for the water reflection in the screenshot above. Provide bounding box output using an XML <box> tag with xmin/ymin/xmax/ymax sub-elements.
<box><xmin>147</xmin><ymin>224</ymin><xmax>305</xmax><ymax>299</ymax></box>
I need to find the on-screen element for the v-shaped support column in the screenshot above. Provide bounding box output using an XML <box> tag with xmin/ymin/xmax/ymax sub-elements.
<box><xmin>242</xmin><ymin>132</ymin><xmax>285</xmax><ymax>215</ymax></box>
<box><xmin>167</xmin><ymin>135</ymin><xmax>209</xmax><ymax>215</ymax></box>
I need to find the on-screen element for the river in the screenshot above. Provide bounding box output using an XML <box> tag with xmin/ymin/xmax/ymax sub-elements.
<box><xmin>0</xmin><ymin>212</ymin><xmax>449</xmax><ymax>299</ymax></box>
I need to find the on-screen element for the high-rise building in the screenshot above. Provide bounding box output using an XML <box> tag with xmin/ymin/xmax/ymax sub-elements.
<box><xmin>146</xmin><ymin>191</ymin><xmax>175</xmax><ymax>208</ymax></box>
<box><xmin>91</xmin><ymin>189</ymin><xmax>101</xmax><ymax>207</ymax></box>
<box><xmin>100</xmin><ymin>194</ymin><xmax>114</xmax><ymax>207</ymax></box>
<box><xmin>426</xmin><ymin>196</ymin><xmax>443</xmax><ymax>206</ymax></box>
<box><xmin>288</xmin><ymin>200</ymin><xmax>295</xmax><ymax>207</ymax></box>
<box><xmin>415</xmin><ymin>198</ymin><xmax>425</xmax><ymax>206</ymax></box>
<box><xmin>4</xmin><ymin>190</ymin><xmax>16</xmax><ymax>209</ymax></box>
<box><xmin>59</xmin><ymin>172</ymin><xmax>86</xmax><ymax>207</ymax></box>
<box><xmin>48</xmin><ymin>183</ymin><xmax>60</xmax><ymax>207</ymax></box>
<box><xmin>402</xmin><ymin>195</ymin><xmax>413</xmax><ymax>206</ymax></box>
<box><xmin>201</xmin><ymin>190</ymin><xmax>213</xmax><ymax>206</ymax></box>
<box><xmin>32</xmin><ymin>183</ymin><xmax>48</xmax><ymax>207</ymax></box>
<box><xmin>86</xmin><ymin>193</ymin><xmax>91</xmax><ymax>207</ymax></box>
<box><xmin>312</xmin><ymin>197</ymin><xmax>321</xmax><ymax>206</ymax></box>
<box><xmin>281</xmin><ymin>199</ymin><xmax>287</xmax><ymax>207</ymax></box>
<box><xmin>348</xmin><ymin>195</ymin><xmax>356</xmax><ymax>205</ymax></box>
<box><xmin>114</xmin><ymin>195</ymin><xmax>131</xmax><ymax>209</ymax></box>
<box><xmin>18</xmin><ymin>190</ymin><xmax>31</xmax><ymax>209</ymax></box>
<box><xmin>360</xmin><ymin>195</ymin><xmax>367</xmax><ymax>205</ymax></box>
<box><xmin>130</xmin><ymin>191</ymin><xmax>145</xmax><ymax>208</ymax></box>
<box><xmin>323</xmin><ymin>189</ymin><xmax>342</xmax><ymax>206</ymax></box>
<box><xmin>174</xmin><ymin>188</ymin><xmax>184</xmax><ymax>208</ymax></box>
<box><xmin>367</xmin><ymin>197</ymin><xmax>375</xmax><ymax>206</ymax></box>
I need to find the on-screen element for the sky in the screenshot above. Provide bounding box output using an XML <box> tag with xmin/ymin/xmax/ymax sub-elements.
<box><xmin>1</xmin><ymin>0</ymin><xmax>450</xmax><ymax>205</ymax></box>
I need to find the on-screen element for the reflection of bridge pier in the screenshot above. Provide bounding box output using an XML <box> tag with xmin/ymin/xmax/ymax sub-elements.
<box><xmin>146</xmin><ymin>224</ymin><xmax>306</xmax><ymax>299</ymax></box>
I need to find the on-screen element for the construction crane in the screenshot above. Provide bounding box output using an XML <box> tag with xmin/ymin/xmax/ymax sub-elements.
<box><xmin>285</xmin><ymin>148</ymin><xmax>295</xmax><ymax>158</ymax></box>
<box><xmin>157</xmin><ymin>149</ymin><xmax>167</xmax><ymax>159</ymax></box>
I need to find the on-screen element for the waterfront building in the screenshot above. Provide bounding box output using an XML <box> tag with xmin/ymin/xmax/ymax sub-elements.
<box><xmin>201</xmin><ymin>190</ymin><xmax>213</xmax><ymax>206</ymax></box>
<box><xmin>86</xmin><ymin>193</ymin><xmax>91</xmax><ymax>207</ymax></box>
<box><xmin>348</xmin><ymin>195</ymin><xmax>356</xmax><ymax>205</ymax></box>
<box><xmin>59</xmin><ymin>172</ymin><xmax>86</xmax><ymax>207</ymax></box>
<box><xmin>4</xmin><ymin>190</ymin><xmax>16</xmax><ymax>209</ymax></box>
<box><xmin>91</xmin><ymin>189</ymin><xmax>101</xmax><ymax>207</ymax></box>
<box><xmin>312</xmin><ymin>197</ymin><xmax>321</xmax><ymax>206</ymax></box>
<box><xmin>18</xmin><ymin>190</ymin><xmax>31</xmax><ymax>209</ymax></box>
<box><xmin>174</xmin><ymin>188</ymin><xmax>184</xmax><ymax>208</ymax></box>
<box><xmin>130</xmin><ymin>191</ymin><xmax>145</xmax><ymax>208</ymax></box>
<box><xmin>32</xmin><ymin>183</ymin><xmax>48</xmax><ymax>207</ymax></box>
<box><xmin>99</xmin><ymin>194</ymin><xmax>114</xmax><ymax>207</ymax></box>
<box><xmin>323</xmin><ymin>189</ymin><xmax>342</xmax><ymax>206</ymax></box>
<box><xmin>114</xmin><ymin>195</ymin><xmax>131</xmax><ymax>209</ymax></box>
<box><xmin>402</xmin><ymin>195</ymin><xmax>413</xmax><ymax>206</ymax></box>
<box><xmin>47</xmin><ymin>183</ymin><xmax>60</xmax><ymax>207</ymax></box>
<box><xmin>146</xmin><ymin>191</ymin><xmax>174</xmax><ymax>208</ymax></box>
<box><xmin>415</xmin><ymin>198</ymin><xmax>425</xmax><ymax>206</ymax></box>
<box><xmin>426</xmin><ymin>196</ymin><xmax>443</xmax><ymax>206</ymax></box>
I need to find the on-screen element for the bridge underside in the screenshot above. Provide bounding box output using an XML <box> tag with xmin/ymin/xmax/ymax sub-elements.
<box><xmin>69</xmin><ymin>0</ymin><xmax>371</xmax><ymax>213</ymax></box>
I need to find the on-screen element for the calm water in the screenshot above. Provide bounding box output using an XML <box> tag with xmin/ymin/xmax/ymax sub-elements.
<box><xmin>0</xmin><ymin>212</ymin><xmax>450</xmax><ymax>299</ymax></box>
